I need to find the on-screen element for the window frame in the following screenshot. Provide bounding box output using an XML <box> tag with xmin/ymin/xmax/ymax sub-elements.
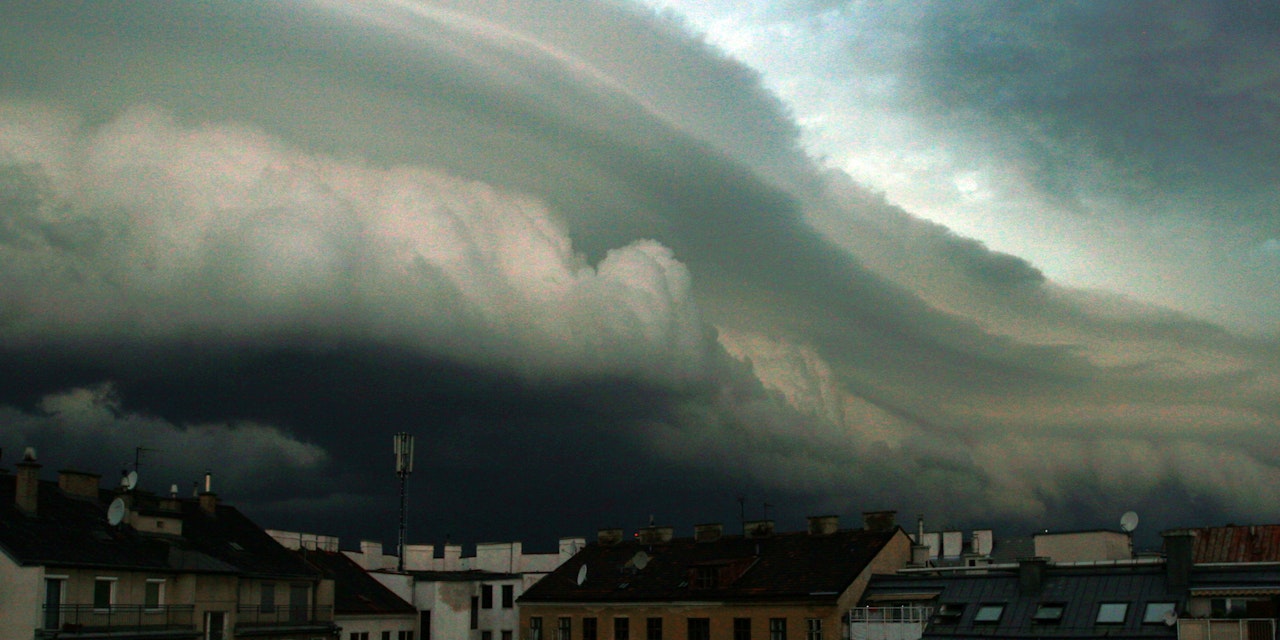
<box><xmin>93</xmin><ymin>577</ymin><xmax>118</xmax><ymax>611</ymax></box>
<box><xmin>558</xmin><ymin>616</ymin><xmax>572</xmax><ymax>640</ymax></box>
<box><xmin>769</xmin><ymin>617</ymin><xmax>787</xmax><ymax>640</ymax></box>
<box><xmin>145</xmin><ymin>579</ymin><xmax>166</xmax><ymax>611</ymax></box>
<box><xmin>734</xmin><ymin>618</ymin><xmax>751</xmax><ymax>640</ymax></box>
<box><xmin>483</xmin><ymin>584</ymin><xmax>495</xmax><ymax>609</ymax></box>
<box><xmin>614</xmin><ymin>617</ymin><xmax>630</xmax><ymax>640</ymax></box>
<box><xmin>973</xmin><ymin>604</ymin><xmax>1005</xmax><ymax>625</ymax></box>
<box><xmin>646</xmin><ymin>617</ymin><xmax>663</xmax><ymax>640</ymax></box>
<box><xmin>530</xmin><ymin>616</ymin><xmax>543</xmax><ymax>640</ymax></box>
<box><xmin>805</xmin><ymin>618</ymin><xmax>822</xmax><ymax>640</ymax></box>
<box><xmin>688</xmin><ymin>618</ymin><xmax>710</xmax><ymax>640</ymax></box>
<box><xmin>502</xmin><ymin>584</ymin><xmax>515</xmax><ymax>608</ymax></box>
<box><xmin>1096</xmin><ymin>603</ymin><xmax>1129</xmax><ymax>625</ymax></box>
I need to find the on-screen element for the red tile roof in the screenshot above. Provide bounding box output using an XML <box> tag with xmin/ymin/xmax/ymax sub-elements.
<box><xmin>1186</xmin><ymin>525</ymin><xmax>1280</xmax><ymax>563</ymax></box>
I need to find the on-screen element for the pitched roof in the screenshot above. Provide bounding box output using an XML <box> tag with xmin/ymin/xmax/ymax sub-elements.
<box><xmin>0</xmin><ymin>472</ymin><xmax>318</xmax><ymax>580</ymax></box>
<box><xmin>1183</xmin><ymin>525</ymin><xmax>1280</xmax><ymax>563</ymax></box>
<box><xmin>298</xmin><ymin>549</ymin><xmax>416</xmax><ymax>615</ymax></box>
<box><xmin>520</xmin><ymin>527</ymin><xmax>902</xmax><ymax>605</ymax></box>
<box><xmin>862</xmin><ymin>564</ymin><xmax>1183</xmax><ymax>640</ymax></box>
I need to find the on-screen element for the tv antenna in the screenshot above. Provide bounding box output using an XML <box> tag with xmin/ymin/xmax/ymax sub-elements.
<box><xmin>393</xmin><ymin>432</ymin><xmax>415</xmax><ymax>573</ymax></box>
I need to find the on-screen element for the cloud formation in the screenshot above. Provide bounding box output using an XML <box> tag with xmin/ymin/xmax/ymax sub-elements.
<box><xmin>1</xmin><ymin>0</ymin><xmax>1278</xmax><ymax>546</ymax></box>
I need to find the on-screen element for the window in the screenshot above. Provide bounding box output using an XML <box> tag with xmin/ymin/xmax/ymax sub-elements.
<box><xmin>1143</xmin><ymin>603</ymin><xmax>1177</xmax><ymax>624</ymax></box>
<box><xmin>205</xmin><ymin>611</ymin><xmax>226</xmax><ymax>640</ymax></box>
<box><xmin>93</xmin><ymin>577</ymin><xmax>117</xmax><ymax>610</ymax></box>
<box><xmin>503</xmin><ymin>584</ymin><xmax>515</xmax><ymax>608</ymax></box>
<box><xmin>472</xmin><ymin>597</ymin><xmax>480</xmax><ymax>629</ymax></box>
<box><xmin>805</xmin><ymin>619</ymin><xmax>822</xmax><ymax>640</ymax></box>
<box><xmin>504</xmin><ymin>631</ymin><xmax>514</xmax><ymax>640</ymax></box>
<box><xmin>1097</xmin><ymin>603</ymin><xmax>1128</xmax><ymax>624</ymax></box>
<box><xmin>530</xmin><ymin>617</ymin><xmax>543</xmax><ymax>640</ymax></box>
<box><xmin>44</xmin><ymin>577</ymin><xmax>66</xmax><ymax>630</ymax></box>
<box><xmin>145</xmin><ymin>579</ymin><xmax>165</xmax><ymax>609</ymax></box>
<box><xmin>733</xmin><ymin>618</ymin><xmax>751</xmax><ymax>640</ymax></box>
<box><xmin>647</xmin><ymin>617</ymin><xmax>663</xmax><ymax>640</ymax></box>
<box><xmin>615</xmin><ymin>618</ymin><xmax>630</xmax><ymax>640</ymax></box>
<box><xmin>973</xmin><ymin>605</ymin><xmax>1004</xmax><ymax>624</ymax></box>
<box><xmin>483</xmin><ymin>632</ymin><xmax>493</xmax><ymax>640</ymax></box>
<box><xmin>351</xmin><ymin>634</ymin><xmax>370</xmax><ymax>640</ymax></box>
<box><xmin>260</xmin><ymin>582</ymin><xmax>276</xmax><ymax>613</ymax></box>
<box><xmin>1212</xmin><ymin>598</ymin><xmax>1261</xmax><ymax>618</ymax></box>
<box><xmin>383</xmin><ymin>632</ymin><xmax>392</xmax><ymax>640</ymax></box>
<box><xmin>483</xmin><ymin>584</ymin><xmax>495</xmax><ymax>609</ymax></box>
<box><xmin>584</xmin><ymin>618</ymin><xmax>598</xmax><ymax>640</ymax></box>
<box><xmin>932</xmin><ymin>604</ymin><xmax>964</xmax><ymax>624</ymax></box>
<box><xmin>687</xmin><ymin>618</ymin><xmax>710</xmax><ymax>640</ymax></box>
<box><xmin>398</xmin><ymin>633</ymin><xmax>415</xmax><ymax>640</ymax></box>
<box><xmin>1033</xmin><ymin>603</ymin><xmax>1065</xmax><ymax>624</ymax></box>
<box><xmin>769</xmin><ymin>618</ymin><xmax>786</xmax><ymax>640</ymax></box>
<box><xmin>558</xmin><ymin>617</ymin><xmax>572</xmax><ymax>640</ymax></box>
<box><xmin>695</xmin><ymin>566</ymin><xmax>717</xmax><ymax>589</ymax></box>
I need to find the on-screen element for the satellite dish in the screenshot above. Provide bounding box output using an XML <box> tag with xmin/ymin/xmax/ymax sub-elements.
<box><xmin>107</xmin><ymin>497</ymin><xmax>127</xmax><ymax>526</ymax></box>
<box><xmin>630</xmin><ymin>551</ymin><xmax>650</xmax><ymax>570</ymax></box>
<box><xmin>1120</xmin><ymin>511</ymin><xmax>1139</xmax><ymax>533</ymax></box>
<box><xmin>576</xmin><ymin>565</ymin><xmax>588</xmax><ymax>586</ymax></box>
<box><xmin>124</xmin><ymin>471</ymin><xmax>138</xmax><ymax>491</ymax></box>
<box><xmin>1162</xmin><ymin>609</ymin><xmax>1178</xmax><ymax>627</ymax></box>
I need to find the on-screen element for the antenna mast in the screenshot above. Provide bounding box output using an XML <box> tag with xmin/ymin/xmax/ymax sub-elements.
<box><xmin>393</xmin><ymin>432</ymin><xmax>415</xmax><ymax>573</ymax></box>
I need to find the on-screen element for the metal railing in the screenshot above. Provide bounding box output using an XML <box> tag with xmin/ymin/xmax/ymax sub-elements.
<box><xmin>40</xmin><ymin>604</ymin><xmax>195</xmax><ymax>633</ymax></box>
<box><xmin>1179</xmin><ymin>618</ymin><xmax>1276</xmax><ymax>640</ymax></box>
<box><xmin>848</xmin><ymin>606</ymin><xmax>934</xmax><ymax>640</ymax></box>
<box><xmin>235</xmin><ymin>604</ymin><xmax>334</xmax><ymax>627</ymax></box>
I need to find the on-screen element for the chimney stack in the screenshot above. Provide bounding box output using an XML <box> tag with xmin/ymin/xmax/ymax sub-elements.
<box><xmin>807</xmin><ymin>515</ymin><xmax>839</xmax><ymax>535</ymax></box>
<box><xmin>863</xmin><ymin>510</ymin><xmax>897</xmax><ymax>532</ymax></box>
<box><xmin>58</xmin><ymin>469</ymin><xmax>102</xmax><ymax>499</ymax></box>
<box><xmin>15</xmin><ymin>448</ymin><xmax>41</xmax><ymax>515</ymax></box>
<box><xmin>637</xmin><ymin>526</ymin><xmax>674</xmax><ymax>544</ymax></box>
<box><xmin>1162</xmin><ymin>529</ymin><xmax>1196</xmax><ymax>592</ymax></box>
<box><xmin>694</xmin><ymin>523</ymin><xmax>724</xmax><ymax>542</ymax></box>
<box><xmin>598</xmin><ymin>528</ymin><xmax>624</xmax><ymax>545</ymax></box>
<box><xmin>1018</xmin><ymin>557</ymin><xmax>1049</xmax><ymax>593</ymax></box>
<box><xmin>198</xmin><ymin>471</ymin><xmax>218</xmax><ymax>516</ymax></box>
<box><xmin>744</xmin><ymin>520</ymin><xmax>775</xmax><ymax>538</ymax></box>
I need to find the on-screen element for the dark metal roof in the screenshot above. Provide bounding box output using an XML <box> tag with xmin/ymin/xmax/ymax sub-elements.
<box><xmin>520</xmin><ymin>527</ymin><xmax>903</xmax><ymax>604</ymax></box>
<box><xmin>862</xmin><ymin>565</ymin><xmax>1183</xmax><ymax>640</ymax></box>
<box><xmin>405</xmin><ymin>569</ymin><xmax>522</xmax><ymax>582</ymax></box>
<box><xmin>298</xmin><ymin>549</ymin><xmax>417</xmax><ymax>615</ymax></box>
<box><xmin>0</xmin><ymin>473</ymin><xmax>319</xmax><ymax>580</ymax></box>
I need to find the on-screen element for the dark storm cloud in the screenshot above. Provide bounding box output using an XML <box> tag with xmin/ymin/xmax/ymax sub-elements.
<box><xmin>1</xmin><ymin>0</ymin><xmax>1278</xmax><ymax>547</ymax></box>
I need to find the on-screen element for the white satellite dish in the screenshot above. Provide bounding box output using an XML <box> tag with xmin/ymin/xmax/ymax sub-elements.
<box><xmin>124</xmin><ymin>471</ymin><xmax>138</xmax><ymax>491</ymax></box>
<box><xmin>107</xmin><ymin>497</ymin><xmax>127</xmax><ymax>526</ymax></box>
<box><xmin>576</xmin><ymin>565</ymin><xmax>588</xmax><ymax>586</ymax></box>
<box><xmin>1162</xmin><ymin>609</ymin><xmax>1178</xmax><ymax>627</ymax></box>
<box><xmin>1120</xmin><ymin>511</ymin><xmax>1139</xmax><ymax>533</ymax></box>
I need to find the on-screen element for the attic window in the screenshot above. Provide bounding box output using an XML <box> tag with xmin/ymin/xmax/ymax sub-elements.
<box><xmin>695</xmin><ymin>566</ymin><xmax>717</xmax><ymax>589</ymax></box>
<box><xmin>1097</xmin><ymin>603</ymin><xmax>1129</xmax><ymax>624</ymax></box>
<box><xmin>1033</xmin><ymin>603</ymin><xmax>1065</xmax><ymax>624</ymax></box>
<box><xmin>1142</xmin><ymin>602</ymin><xmax>1176</xmax><ymax>624</ymax></box>
<box><xmin>973</xmin><ymin>604</ymin><xmax>1005</xmax><ymax>624</ymax></box>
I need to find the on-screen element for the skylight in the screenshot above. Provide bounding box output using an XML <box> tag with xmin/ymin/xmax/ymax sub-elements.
<box><xmin>1097</xmin><ymin>603</ymin><xmax>1129</xmax><ymax>624</ymax></box>
<box><xmin>974</xmin><ymin>604</ymin><xmax>1005</xmax><ymax>624</ymax></box>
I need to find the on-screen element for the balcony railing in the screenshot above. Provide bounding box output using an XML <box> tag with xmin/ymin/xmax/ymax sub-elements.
<box><xmin>40</xmin><ymin>604</ymin><xmax>195</xmax><ymax>635</ymax></box>
<box><xmin>235</xmin><ymin>604</ymin><xmax>334</xmax><ymax>627</ymax></box>
<box><xmin>848</xmin><ymin>606</ymin><xmax>934</xmax><ymax>640</ymax></box>
<box><xmin>1179</xmin><ymin>618</ymin><xmax>1277</xmax><ymax>640</ymax></box>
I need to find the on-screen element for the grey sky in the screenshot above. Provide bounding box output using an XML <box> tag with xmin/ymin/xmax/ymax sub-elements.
<box><xmin>1</xmin><ymin>0</ymin><xmax>1277</xmax><ymax>547</ymax></box>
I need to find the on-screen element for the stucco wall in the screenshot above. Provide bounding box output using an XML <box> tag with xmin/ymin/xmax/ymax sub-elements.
<box><xmin>0</xmin><ymin>557</ymin><xmax>41</xmax><ymax>640</ymax></box>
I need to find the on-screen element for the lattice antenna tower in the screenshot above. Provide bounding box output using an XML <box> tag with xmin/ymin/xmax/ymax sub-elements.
<box><xmin>393</xmin><ymin>432</ymin><xmax>415</xmax><ymax>573</ymax></box>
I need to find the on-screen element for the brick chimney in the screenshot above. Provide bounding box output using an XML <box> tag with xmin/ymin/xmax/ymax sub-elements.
<box><xmin>15</xmin><ymin>448</ymin><xmax>41</xmax><ymax>515</ymax></box>
<box><xmin>808</xmin><ymin>515</ymin><xmax>839</xmax><ymax>535</ymax></box>
<box><xmin>863</xmin><ymin>510</ymin><xmax>897</xmax><ymax>532</ymax></box>
<box><xmin>694</xmin><ymin>523</ymin><xmax>724</xmax><ymax>542</ymax></box>
<box><xmin>198</xmin><ymin>471</ymin><xmax>218</xmax><ymax>516</ymax></box>
<box><xmin>1018</xmin><ymin>557</ymin><xmax>1049</xmax><ymax>593</ymax></box>
<box><xmin>744</xmin><ymin>520</ymin><xmax>774</xmax><ymax>538</ymax></box>
<box><xmin>58</xmin><ymin>469</ymin><xmax>102</xmax><ymax>499</ymax></box>
<box><xmin>1162</xmin><ymin>529</ymin><xmax>1195</xmax><ymax>592</ymax></box>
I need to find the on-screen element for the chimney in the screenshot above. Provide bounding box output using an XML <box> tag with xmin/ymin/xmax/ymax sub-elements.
<box><xmin>808</xmin><ymin>515</ymin><xmax>839</xmax><ymax>535</ymax></box>
<box><xmin>637</xmin><ymin>526</ymin><xmax>674</xmax><ymax>545</ymax></box>
<box><xmin>15</xmin><ymin>448</ymin><xmax>41</xmax><ymax>515</ymax></box>
<box><xmin>863</xmin><ymin>510</ymin><xmax>897</xmax><ymax>532</ymax></box>
<box><xmin>911</xmin><ymin>543</ymin><xmax>931</xmax><ymax>566</ymax></box>
<box><xmin>744</xmin><ymin>520</ymin><xmax>774</xmax><ymax>538</ymax></box>
<box><xmin>1018</xmin><ymin>557</ymin><xmax>1049</xmax><ymax>593</ymax></box>
<box><xmin>58</xmin><ymin>469</ymin><xmax>102</xmax><ymax>499</ymax></box>
<box><xmin>598</xmin><ymin>528</ymin><xmax>624</xmax><ymax>545</ymax></box>
<box><xmin>1162</xmin><ymin>529</ymin><xmax>1195</xmax><ymax>592</ymax></box>
<box><xmin>694</xmin><ymin>523</ymin><xmax>724</xmax><ymax>542</ymax></box>
<box><xmin>198</xmin><ymin>471</ymin><xmax>218</xmax><ymax>516</ymax></box>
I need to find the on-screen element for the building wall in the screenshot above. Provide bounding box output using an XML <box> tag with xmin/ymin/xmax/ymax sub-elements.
<box><xmin>336</xmin><ymin>613</ymin><xmax>419</xmax><ymax>638</ymax></box>
<box><xmin>1033</xmin><ymin>531</ymin><xmax>1132</xmax><ymax>562</ymax></box>
<box><xmin>520</xmin><ymin>602</ymin><xmax>846</xmax><ymax>640</ymax></box>
<box><xmin>0</xmin><ymin>558</ymin><xmax>41</xmax><ymax>640</ymax></box>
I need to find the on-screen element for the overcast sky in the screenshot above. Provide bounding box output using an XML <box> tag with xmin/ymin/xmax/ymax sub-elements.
<box><xmin>2</xmin><ymin>0</ymin><xmax>1277</xmax><ymax>551</ymax></box>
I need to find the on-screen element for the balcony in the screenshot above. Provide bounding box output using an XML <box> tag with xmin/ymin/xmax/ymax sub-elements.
<box><xmin>39</xmin><ymin>604</ymin><xmax>196</xmax><ymax>638</ymax></box>
<box><xmin>234</xmin><ymin>604</ymin><xmax>335</xmax><ymax>636</ymax></box>
<box><xmin>1179</xmin><ymin>618</ymin><xmax>1276</xmax><ymax>640</ymax></box>
<box><xmin>848</xmin><ymin>605</ymin><xmax>933</xmax><ymax>640</ymax></box>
